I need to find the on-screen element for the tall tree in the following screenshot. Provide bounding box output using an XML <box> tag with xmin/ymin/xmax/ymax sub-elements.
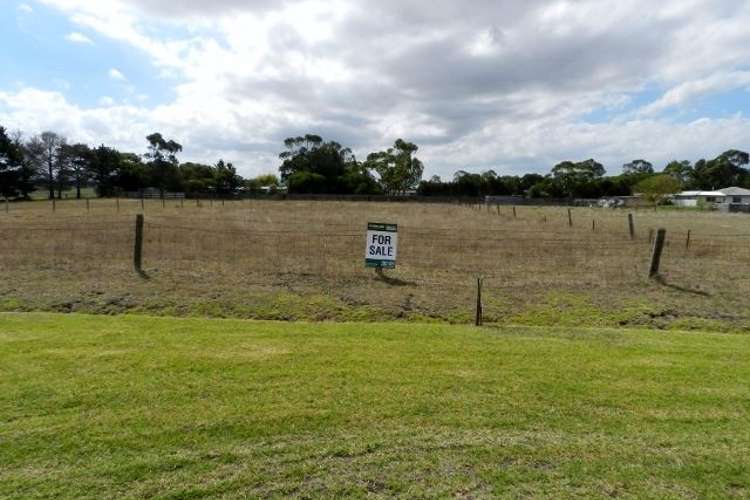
<box><xmin>0</xmin><ymin>126</ymin><xmax>27</xmax><ymax>199</ymax></box>
<box><xmin>60</xmin><ymin>143</ymin><xmax>93</xmax><ymax>199</ymax></box>
<box><xmin>145</xmin><ymin>133</ymin><xmax>182</xmax><ymax>196</ymax></box>
<box><xmin>279</xmin><ymin>135</ymin><xmax>367</xmax><ymax>194</ymax></box>
<box><xmin>26</xmin><ymin>132</ymin><xmax>66</xmax><ymax>199</ymax></box>
<box><xmin>213</xmin><ymin>160</ymin><xmax>242</xmax><ymax>195</ymax></box>
<box><xmin>550</xmin><ymin>159</ymin><xmax>605</xmax><ymax>197</ymax></box>
<box><xmin>88</xmin><ymin>145</ymin><xmax>122</xmax><ymax>197</ymax></box>
<box><xmin>691</xmin><ymin>150</ymin><xmax>749</xmax><ymax>190</ymax></box>
<box><xmin>365</xmin><ymin>139</ymin><xmax>424</xmax><ymax>195</ymax></box>
<box><xmin>663</xmin><ymin>160</ymin><xmax>693</xmax><ymax>187</ymax></box>
<box><xmin>116</xmin><ymin>152</ymin><xmax>149</xmax><ymax>192</ymax></box>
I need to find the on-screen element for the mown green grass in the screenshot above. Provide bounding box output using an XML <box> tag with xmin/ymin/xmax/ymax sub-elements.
<box><xmin>1</xmin><ymin>313</ymin><xmax>749</xmax><ymax>498</ymax></box>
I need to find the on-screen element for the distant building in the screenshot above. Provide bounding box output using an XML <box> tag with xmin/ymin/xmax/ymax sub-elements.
<box><xmin>672</xmin><ymin>187</ymin><xmax>750</xmax><ymax>208</ymax></box>
<box><xmin>125</xmin><ymin>188</ymin><xmax>186</xmax><ymax>199</ymax></box>
<box><xmin>597</xmin><ymin>196</ymin><xmax>646</xmax><ymax>208</ymax></box>
<box><xmin>719</xmin><ymin>187</ymin><xmax>750</xmax><ymax>205</ymax></box>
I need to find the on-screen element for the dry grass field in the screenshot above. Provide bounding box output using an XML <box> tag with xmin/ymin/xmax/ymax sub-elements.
<box><xmin>2</xmin><ymin>198</ymin><xmax>750</xmax><ymax>330</ymax></box>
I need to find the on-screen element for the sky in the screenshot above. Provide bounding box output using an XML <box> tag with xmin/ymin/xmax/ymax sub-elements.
<box><xmin>1</xmin><ymin>0</ymin><xmax>750</xmax><ymax>179</ymax></box>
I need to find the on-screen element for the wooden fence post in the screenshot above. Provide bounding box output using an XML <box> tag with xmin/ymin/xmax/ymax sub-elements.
<box><xmin>513</xmin><ymin>206</ymin><xmax>517</xmax><ymax>218</ymax></box>
<box><xmin>475</xmin><ymin>277</ymin><xmax>483</xmax><ymax>327</ymax></box>
<box><xmin>162</xmin><ymin>198</ymin><xmax>166</xmax><ymax>209</ymax></box>
<box><xmin>140</xmin><ymin>197</ymin><xmax>145</xmax><ymax>212</ymax></box>
<box><xmin>567</xmin><ymin>208</ymin><xmax>573</xmax><ymax>227</ymax></box>
<box><xmin>592</xmin><ymin>219</ymin><xmax>596</xmax><ymax>232</ymax></box>
<box><xmin>496</xmin><ymin>205</ymin><xmax>500</xmax><ymax>216</ymax></box>
<box><xmin>134</xmin><ymin>214</ymin><xmax>144</xmax><ymax>274</ymax></box>
<box><xmin>649</xmin><ymin>228</ymin><xmax>667</xmax><ymax>278</ymax></box>
<box><xmin>686</xmin><ymin>230</ymin><xmax>691</xmax><ymax>250</ymax></box>
<box><xmin>628</xmin><ymin>213</ymin><xmax>635</xmax><ymax>240</ymax></box>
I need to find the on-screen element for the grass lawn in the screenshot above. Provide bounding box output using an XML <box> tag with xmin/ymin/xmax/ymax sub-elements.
<box><xmin>1</xmin><ymin>313</ymin><xmax>749</xmax><ymax>498</ymax></box>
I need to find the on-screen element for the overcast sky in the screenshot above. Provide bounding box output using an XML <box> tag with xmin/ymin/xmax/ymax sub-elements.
<box><xmin>1</xmin><ymin>0</ymin><xmax>750</xmax><ymax>178</ymax></box>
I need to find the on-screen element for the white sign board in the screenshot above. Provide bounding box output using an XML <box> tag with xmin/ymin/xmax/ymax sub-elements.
<box><xmin>365</xmin><ymin>222</ymin><xmax>398</xmax><ymax>269</ymax></box>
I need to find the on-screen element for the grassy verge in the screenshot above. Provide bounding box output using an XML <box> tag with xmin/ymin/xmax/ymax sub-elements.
<box><xmin>2</xmin><ymin>313</ymin><xmax>749</xmax><ymax>497</ymax></box>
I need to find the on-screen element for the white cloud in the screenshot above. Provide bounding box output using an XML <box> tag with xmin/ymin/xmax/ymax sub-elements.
<box><xmin>640</xmin><ymin>71</ymin><xmax>750</xmax><ymax>116</ymax></box>
<box><xmin>8</xmin><ymin>0</ymin><xmax>750</xmax><ymax>177</ymax></box>
<box><xmin>65</xmin><ymin>32</ymin><xmax>94</xmax><ymax>44</ymax></box>
<box><xmin>17</xmin><ymin>3</ymin><xmax>33</xmax><ymax>14</ymax></box>
<box><xmin>108</xmin><ymin>68</ymin><xmax>126</xmax><ymax>81</ymax></box>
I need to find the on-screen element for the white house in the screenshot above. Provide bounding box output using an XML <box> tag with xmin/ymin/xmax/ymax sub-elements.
<box><xmin>672</xmin><ymin>190</ymin><xmax>725</xmax><ymax>207</ymax></box>
<box><xmin>718</xmin><ymin>187</ymin><xmax>750</xmax><ymax>205</ymax></box>
<box><xmin>673</xmin><ymin>187</ymin><xmax>750</xmax><ymax>207</ymax></box>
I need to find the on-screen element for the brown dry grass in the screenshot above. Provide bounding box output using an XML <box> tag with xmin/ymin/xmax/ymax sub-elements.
<box><xmin>2</xmin><ymin>198</ymin><xmax>750</xmax><ymax>329</ymax></box>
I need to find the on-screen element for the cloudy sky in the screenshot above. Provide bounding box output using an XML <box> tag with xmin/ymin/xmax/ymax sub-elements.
<box><xmin>1</xmin><ymin>0</ymin><xmax>750</xmax><ymax>178</ymax></box>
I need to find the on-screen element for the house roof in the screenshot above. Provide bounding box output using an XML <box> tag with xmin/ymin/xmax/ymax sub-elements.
<box><xmin>719</xmin><ymin>186</ymin><xmax>750</xmax><ymax>196</ymax></box>
<box><xmin>675</xmin><ymin>190</ymin><xmax>726</xmax><ymax>197</ymax></box>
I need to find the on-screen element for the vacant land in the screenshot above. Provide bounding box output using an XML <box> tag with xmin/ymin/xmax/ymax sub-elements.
<box><xmin>1</xmin><ymin>198</ymin><xmax>750</xmax><ymax>330</ymax></box>
<box><xmin>1</xmin><ymin>313</ymin><xmax>749</xmax><ymax>497</ymax></box>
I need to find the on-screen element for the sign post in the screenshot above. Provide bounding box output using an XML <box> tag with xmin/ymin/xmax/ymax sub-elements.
<box><xmin>365</xmin><ymin>223</ymin><xmax>398</xmax><ymax>269</ymax></box>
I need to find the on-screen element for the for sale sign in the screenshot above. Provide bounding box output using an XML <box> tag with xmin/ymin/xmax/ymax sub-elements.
<box><xmin>365</xmin><ymin>222</ymin><xmax>398</xmax><ymax>269</ymax></box>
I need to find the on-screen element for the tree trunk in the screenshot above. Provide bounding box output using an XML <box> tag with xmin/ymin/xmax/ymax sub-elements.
<box><xmin>47</xmin><ymin>163</ymin><xmax>54</xmax><ymax>200</ymax></box>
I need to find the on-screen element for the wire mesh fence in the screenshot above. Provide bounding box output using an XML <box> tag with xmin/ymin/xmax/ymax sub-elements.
<box><xmin>2</xmin><ymin>201</ymin><xmax>750</xmax><ymax>323</ymax></box>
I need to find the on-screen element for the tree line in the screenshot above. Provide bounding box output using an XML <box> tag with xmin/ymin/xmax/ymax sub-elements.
<box><xmin>0</xmin><ymin>127</ymin><xmax>252</xmax><ymax>200</ymax></box>
<box><xmin>418</xmin><ymin>152</ymin><xmax>750</xmax><ymax>200</ymax></box>
<box><xmin>1</xmin><ymin>123</ymin><xmax>748</xmax><ymax>200</ymax></box>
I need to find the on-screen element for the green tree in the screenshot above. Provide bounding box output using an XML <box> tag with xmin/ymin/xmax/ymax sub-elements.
<box><xmin>0</xmin><ymin>126</ymin><xmax>28</xmax><ymax>199</ymax></box>
<box><xmin>213</xmin><ymin>160</ymin><xmax>243</xmax><ymax>195</ymax></box>
<box><xmin>365</xmin><ymin>139</ymin><xmax>424</xmax><ymax>195</ymax></box>
<box><xmin>116</xmin><ymin>153</ymin><xmax>149</xmax><ymax>192</ymax></box>
<box><xmin>180</xmin><ymin>162</ymin><xmax>215</xmax><ymax>194</ymax></box>
<box><xmin>622</xmin><ymin>159</ymin><xmax>654</xmax><ymax>176</ymax></box>
<box><xmin>550</xmin><ymin>159</ymin><xmax>605</xmax><ymax>197</ymax></box>
<box><xmin>245</xmin><ymin>174</ymin><xmax>280</xmax><ymax>193</ymax></box>
<box><xmin>520</xmin><ymin>174</ymin><xmax>544</xmax><ymax>193</ymax></box>
<box><xmin>278</xmin><ymin>135</ymin><xmax>365</xmax><ymax>194</ymax></box>
<box><xmin>340</xmin><ymin>162</ymin><xmax>382</xmax><ymax>194</ymax></box>
<box><xmin>286</xmin><ymin>171</ymin><xmax>328</xmax><ymax>193</ymax></box>
<box><xmin>663</xmin><ymin>160</ymin><xmax>692</xmax><ymax>187</ymax></box>
<box><xmin>60</xmin><ymin>143</ymin><xmax>93</xmax><ymax>199</ymax></box>
<box><xmin>88</xmin><ymin>145</ymin><xmax>122</xmax><ymax>197</ymax></box>
<box><xmin>452</xmin><ymin>170</ymin><xmax>483</xmax><ymax>197</ymax></box>
<box><xmin>635</xmin><ymin>174</ymin><xmax>681</xmax><ymax>207</ymax></box>
<box><xmin>25</xmin><ymin>132</ymin><xmax>66</xmax><ymax>199</ymax></box>
<box><xmin>691</xmin><ymin>150</ymin><xmax>749</xmax><ymax>190</ymax></box>
<box><xmin>145</xmin><ymin>133</ymin><xmax>182</xmax><ymax>196</ymax></box>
